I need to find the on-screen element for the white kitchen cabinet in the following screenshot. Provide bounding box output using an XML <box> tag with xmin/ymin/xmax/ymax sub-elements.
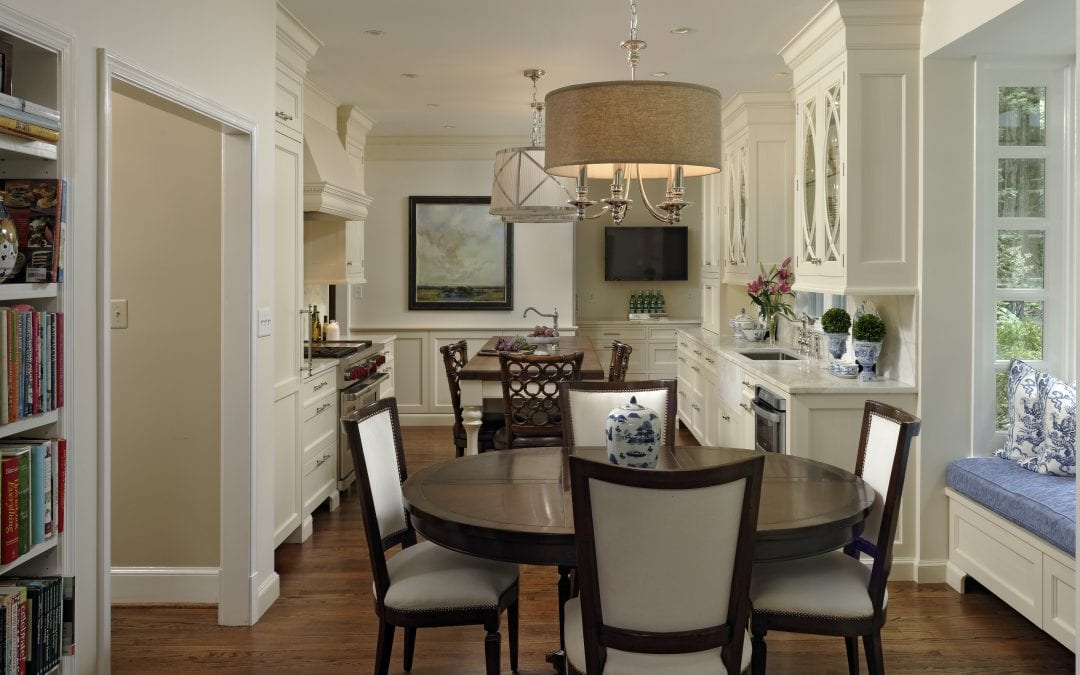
<box><xmin>700</xmin><ymin>173</ymin><xmax>723</xmax><ymax>274</ymax></box>
<box><xmin>577</xmin><ymin>322</ymin><xmax>696</xmax><ymax>382</ymax></box>
<box><xmin>304</xmin><ymin>218</ymin><xmax>366</xmax><ymax>284</ymax></box>
<box><xmin>781</xmin><ymin>0</ymin><xmax>921</xmax><ymax>295</ymax></box>
<box><xmin>720</xmin><ymin>92</ymin><xmax>795</xmax><ymax>286</ymax></box>
<box><xmin>294</xmin><ymin>364</ymin><xmax>340</xmax><ymax>543</ymax></box>
<box><xmin>701</xmin><ymin>279</ymin><xmax>721</xmax><ymax>335</ymax></box>
<box><xmin>273</xmin><ymin>8</ymin><xmax>320</xmax><ymax>548</ymax></box>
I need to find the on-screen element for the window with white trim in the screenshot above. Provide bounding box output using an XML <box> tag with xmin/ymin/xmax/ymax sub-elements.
<box><xmin>974</xmin><ymin>62</ymin><xmax>1073</xmax><ymax>451</ymax></box>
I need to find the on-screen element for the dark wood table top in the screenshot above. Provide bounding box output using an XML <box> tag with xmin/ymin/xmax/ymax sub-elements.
<box><xmin>458</xmin><ymin>336</ymin><xmax>606</xmax><ymax>381</ymax></box>
<box><xmin>403</xmin><ymin>445</ymin><xmax>876</xmax><ymax>566</ymax></box>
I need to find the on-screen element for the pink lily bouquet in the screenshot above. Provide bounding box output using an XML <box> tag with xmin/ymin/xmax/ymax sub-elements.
<box><xmin>747</xmin><ymin>257</ymin><xmax>796</xmax><ymax>337</ymax></box>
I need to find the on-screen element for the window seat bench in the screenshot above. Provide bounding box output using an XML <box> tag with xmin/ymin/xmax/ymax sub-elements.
<box><xmin>946</xmin><ymin>457</ymin><xmax>1075</xmax><ymax>650</ymax></box>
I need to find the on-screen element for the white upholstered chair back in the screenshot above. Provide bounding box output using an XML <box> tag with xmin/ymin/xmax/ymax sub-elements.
<box><xmin>588</xmin><ymin>475</ymin><xmax>747</xmax><ymax>631</ymax></box>
<box><xmin>858</xmin><ymin>411</ymin><xmax>902</xmax><ymax>548</ymax></box>
<box><xmin>562</xmin><ymin>380</ymin><xmax>677</xmax><ymax>448</ymax></box>
<box><xmin>355</xmin><ymin>405</ymin><xmax>408</xmax><ymax>541</ymax></box>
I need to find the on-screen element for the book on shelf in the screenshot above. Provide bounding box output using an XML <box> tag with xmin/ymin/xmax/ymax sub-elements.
<box><xmin>0</xmin><ymin>456</ymin><xmax>14</xmax><ymax>565</ymax></box>
<box><xmin>0</xmin><ymin>308</ymin><xmax>63</xmax><ymax>424</ymax></box>
<box><xmin>0</xmin><ymin>449</ymin><xmax>28</xmax><ymax>558</ymax></box>
<box><xmin>0</xmin><ymin>585</ymin><xmax>25</xmax><ymax>675</ymax></box>
<box><xmin>0</xmin><ymin>107</ymin><xmax>57</xmax><ymax>134</ymax></box>
<box><xmin>0</xmin><ymin>118</ymin><xmax>57</xmax><ymax>145</ymax></box>
<box><xmin>0</xmin><ymin>94</ymin><xmax>58</xmax><ymax>124</ymax></box>
<box><xmin>0</xmin><ymin>577</ymin><xmax>62</xmax><ymax>675</ymax></box>
<box><xmin>2</xmin><ymin>180</ymin><xmax>63</xmax><ymax>283</ymax></box>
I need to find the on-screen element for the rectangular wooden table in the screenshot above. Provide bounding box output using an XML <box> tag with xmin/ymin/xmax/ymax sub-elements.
<box><xmin>457</xmin><ymin>335</ymin><xmax>606</xmax><ymax>455</ymax></box>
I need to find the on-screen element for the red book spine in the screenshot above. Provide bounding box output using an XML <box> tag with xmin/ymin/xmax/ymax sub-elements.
<box><xmin>56</xmin><ymin>438</ymin><xmax>65</xmax><ymax>534</ymax></box>
<box><xmin>55</xmin><ymin>313</ymin><xmax>62</xmax><ymax>409</ymax></box>
<box><xmin>1</xmin><ymin>456</ymin><xmax>17</xmax><ymax>562</ymax></box>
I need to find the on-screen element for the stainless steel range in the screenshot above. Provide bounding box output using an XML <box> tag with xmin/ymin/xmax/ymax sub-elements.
<box><xmin>308</xmin><ymin>340</ymin><xmax>387</xmax><ymax>490</ymax></box>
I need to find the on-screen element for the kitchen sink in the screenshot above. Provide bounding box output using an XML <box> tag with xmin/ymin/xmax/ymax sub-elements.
<box><xmin>737</xmin><ymin>350</ymin><xmax>804</xmax><ymax>361</ymax></box>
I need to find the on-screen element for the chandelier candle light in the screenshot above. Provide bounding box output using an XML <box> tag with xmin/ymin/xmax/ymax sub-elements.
<box><xmin>489</xmin><ymin>69</ymin><xmax>577</xmax><ymax>223</ymax></box>
<box><xmin>543</xmin><ymin>0</ymin><xmax>723</xmax><ymax>225</ymax></box>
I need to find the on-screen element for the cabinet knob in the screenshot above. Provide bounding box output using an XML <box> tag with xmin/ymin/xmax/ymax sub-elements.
<box><xmin>742</xmin><ymin>380</ymin><xmax>751</xmax><ymax>387</ymax></box>
<box><xmin>691</xmin><ymin>365</ymin><xmax>700</xmax><ymax>373</ymax></box>
<box><xmin>275</xmin><ymin>110</ymin><xmax>294</xmax><ymax>121</ymax></box>
<box><xmin>347</xmin><ymin>260</ymin><xmax>353</xmax><ymax>266</ymax></box>
<box><xmin>722</xmin><ymin>414</ymin><xmax>731</xmax><ymax>421</ymax></box>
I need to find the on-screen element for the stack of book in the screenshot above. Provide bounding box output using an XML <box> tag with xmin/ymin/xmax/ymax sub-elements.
<box><xmin>0</xmin><ymin>438</ymin><xmax>66</xmax><ymax>565</ymax></box>
<box><xmin>0</xmin><ymin>575</ymin><xmax>66</xmax><ymax>674</ymax></box>
<box><xmin>0</xmin><ymin>95</ymin><xmax>58</xmax><ymax>145</ymax></box>
<box><xmin>0</xmin><ymin>308</ymin><xmax>62</xmax><ymax>424</ymax></box>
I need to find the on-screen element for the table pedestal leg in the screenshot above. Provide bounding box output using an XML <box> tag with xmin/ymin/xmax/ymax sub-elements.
<box><xmin>462</xmin><ymin>405</ymin><xmax>482</xmax><ymax>456</ymax></box>
<box><xmin>545</xmin><ymin>565</ymin><xmax>575</xmax><ymax>674</ymax></box>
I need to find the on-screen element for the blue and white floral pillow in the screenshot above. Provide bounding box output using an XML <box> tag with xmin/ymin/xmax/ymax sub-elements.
<box><xmin>997</xmin><ymin>359</ymin><xmax>1077</xmax><ymax>477</ymax></box>
<box><xmin>996</xmin><ymin>359</ymin><xmax>1046</xmax><ymax>463</ymax></box>
<box><xmin>1018</xmin><ymin>372</ymin><xmax>1076</xmax><ymax>476</ymax></box>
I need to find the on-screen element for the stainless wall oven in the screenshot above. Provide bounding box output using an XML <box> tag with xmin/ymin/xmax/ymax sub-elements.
<box><xmin>339</xmin><ymin>371</ymin><xmax>386</xmax><ymax>488</ymax></box>
<box><xmin>751</xmin><ymin>384</ymin><xmax>787</xmax><ymax>454</ymax></box>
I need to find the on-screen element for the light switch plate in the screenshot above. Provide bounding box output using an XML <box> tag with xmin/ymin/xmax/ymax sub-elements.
<box><xmin>257</xmin><ymin>307</ymin><xmax>272</xmax><ymax>337</ymax></box>
<box><xmin>352</xmin><ymin>284</ymin><xmax>363</xmax><ymax>300</ymax></box>
<box><xmin>110</xmin><ymin>299</ymin><xmax>128</xmax><ymax>329</ymax></box>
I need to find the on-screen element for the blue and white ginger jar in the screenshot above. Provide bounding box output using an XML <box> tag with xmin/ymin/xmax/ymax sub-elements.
<box><xmin>606</xmin><ymin>396</ymin><xmax>661</xmax><ymax>469</ymax></box>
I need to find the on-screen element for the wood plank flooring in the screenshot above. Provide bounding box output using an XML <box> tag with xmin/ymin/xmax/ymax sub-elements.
<box><xmin>112</xmin><ymin>426</ymin><xmax>1077</xmax><ymax>673</ymax></box>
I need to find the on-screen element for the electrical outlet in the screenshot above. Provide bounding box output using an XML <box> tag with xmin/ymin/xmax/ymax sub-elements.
<box><xmin>110</xmin><ymin>299</ymin><xmax>129</xmax><ymax>329</ymax></box>
<box><xmin>257</xmin><ymin>307</ymin><xmax>272</xmax><ymax>337</ymax></box>
<box><xmin>352</xmin><ymin>284</ymin><xmax>363</xmax><ymax>300</ymax></box>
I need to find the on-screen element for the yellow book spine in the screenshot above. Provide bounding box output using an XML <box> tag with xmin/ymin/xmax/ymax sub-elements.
<box><xmin>0</xmin><ymin>116</ymin><xmax>59</xmax><ymax>143</ymax></box>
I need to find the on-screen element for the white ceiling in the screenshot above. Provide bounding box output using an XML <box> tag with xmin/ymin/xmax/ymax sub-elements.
<box><xmin>283</xmin><ymin>0</ymin><xmax>828</xmax><ymax>138</ymax></box>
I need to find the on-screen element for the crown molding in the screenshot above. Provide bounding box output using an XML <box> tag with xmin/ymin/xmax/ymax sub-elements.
<box><xmin>366</xmin><ymin>135</ymin><xmax>530</xmax><ymax>161</ymax></box>
<box><xmin>276</xmin><ymin>3</ymin><xmax>322</xmax><ymax>77</ymax></box>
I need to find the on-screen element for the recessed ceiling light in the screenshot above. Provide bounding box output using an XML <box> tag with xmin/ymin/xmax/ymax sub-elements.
<box><xmin>363</xmin><ymin>29</ymin><xmax>385</xmax><ymax>37</ymax></box>
<box><xmin>773</xmin><ymin>71</ymin><xmax>789</xmax><ymax>78</ymax></box>
<box><xmin>401</xmin><ymin>73</ymin><xmax>419</xmax><ymax>79</ymax></box>
<box><xmin>443</xmin><ymin>124</ymin><xmax>456</xmax><ymax>129</ymax></box>
<box><xmin>670</xmin><ymin>27</ymin><xmax>692</xmax><ymax>35</ymax></box>
<box><xmin>651</xmin><ymin>71</ymin><xmax>668</xmax><ymax>78</ymax></box>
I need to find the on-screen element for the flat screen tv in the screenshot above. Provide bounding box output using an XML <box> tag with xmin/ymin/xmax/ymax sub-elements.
<box><xmin>604</xmin><ymin>226</ymin><xmax>689</xmax><ymax>281</ymax></box>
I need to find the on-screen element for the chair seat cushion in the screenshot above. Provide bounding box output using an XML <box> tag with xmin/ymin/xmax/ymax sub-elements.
<box><xmin>563</xmin><ymin>597</ymin><xmax>751</xmax><ymax>674</ymax></box>
<box><xmin>493</xmin><ymin>427</ymin><xmax>564</xmax><ymax>450</ymax></box>
<box><xmin>380</xmin><ymin>541</ymin><xmax>518</xmax><ymax>613</ymax></box>
<box><xmin>750</xmin><ymin>551</ymin><xmax>887</xmax><ymax>620</ymax></box>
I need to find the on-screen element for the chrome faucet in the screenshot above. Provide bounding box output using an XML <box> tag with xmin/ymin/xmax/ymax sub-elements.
<box><xmin>523</xmin><ymin>306</ymin><xmax>559</xmax><ymax>333</ymax></box>
<box><xmin>795</xmin><ymin>313</ymin><xmax>816</xmax><ymax>356</ymax></box>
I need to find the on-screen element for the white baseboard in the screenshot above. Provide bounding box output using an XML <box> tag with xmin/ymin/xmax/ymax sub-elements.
<box><xmin>946</xmin><ymin>561</ymin><xmax>968</xmax><ymax>593</ymax></box>
<box><xmin>255</xmin><ymin>571</ymin><xmax>280</xmax><ymax>622</ymax></box>
<box><xmin>399</xmin><ymin>413</ymin><xmax>454</xmax><ymax>426</ymax></box>
<box><xmin>111</xmin><ymin>566</ymin><xmax>219</xmax><ymax>604</ymax></box>
<box><xmin>888</xmin><ymin>557</ymin><xmax>915</xmax><ymax>582</ymax></box>
<box><xmin>914</xmin><ymin>559</ymin><xmax>948</xmax><ymax>583</ymax></box>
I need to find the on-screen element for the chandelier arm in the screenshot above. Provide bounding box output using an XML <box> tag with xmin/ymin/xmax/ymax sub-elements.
<box><xmin>634</xmin><ymin>169</ymin><xmax>676</xmax><ymax>224</ymax></box>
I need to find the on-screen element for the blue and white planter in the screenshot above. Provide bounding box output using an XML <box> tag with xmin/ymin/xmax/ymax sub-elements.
<box><xmin>606</xmin><ymin>396</ymin><xmax>661</xmax><ymax>469</ymax></box>
<box><xmin>853</xmin><ymin>340</ymin><xmax>882</xmax><ymax>382</ymax></box>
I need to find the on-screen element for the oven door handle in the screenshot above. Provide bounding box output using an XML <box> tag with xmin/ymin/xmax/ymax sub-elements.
<box><xmin>342</xmin><ymin>372</ymin><xmax>389</xmax><ymax>401</ymax></box>
<box><xmin>751</xmin><ymin>399</ymin><xmax>782</xmax><ymax>424</ymax></box>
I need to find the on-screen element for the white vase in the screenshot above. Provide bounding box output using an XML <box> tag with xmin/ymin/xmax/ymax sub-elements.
<box><xmin>605</xmin><ymin>396</ymin><xmax>661</xmax><ymax>469</ymax></box>
<box><xmin>853</xmin><ymin>340</ymin><xmax>882</xmax><ymax>382</ymax></box>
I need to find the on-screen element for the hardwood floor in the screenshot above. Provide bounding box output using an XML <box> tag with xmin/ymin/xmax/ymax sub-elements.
<box><xmin>112</xmin><ymin>426</ymin><xmax>1076</xmax><ymax>673</ymax></box>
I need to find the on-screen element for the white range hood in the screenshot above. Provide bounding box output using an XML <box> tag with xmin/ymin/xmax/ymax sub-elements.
<box><xmin>303</xmin><ymin>115</ymin><xmax>372</xmax><ymax>221</ymax></box>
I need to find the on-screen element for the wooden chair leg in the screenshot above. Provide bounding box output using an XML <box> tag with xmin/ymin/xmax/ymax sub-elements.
<box><xmin>508</xmin><ymin>600</ymin><xmax>520</xmax><ymax>673</ymax></box>
<box><xmin>483</xmin><ymin>624</ymin><xmax>502</xmax><ymax>675</ymax></box>
<box><xmin>845</xmin><ymin>636</ymin><xmax>859</xmax><ymax>675</ymax></box>
<box><xmin>863</xmin><ymin>630</ymin><xmax>885</xmax><ymax>675</ymax></box>
<box><xmin>750</xmin><ymin>629</ymin><xmax>767</xmax><ymax>675</ymax></box>
<box><xmin>375</xmin><ymin>620</ymin><xmax>395</xmax><ymax>675</ymax></box>
<box><xmin>403</xmin><ymin>626</ymin><xmax>417</xmax><ymax>672</ymax></box>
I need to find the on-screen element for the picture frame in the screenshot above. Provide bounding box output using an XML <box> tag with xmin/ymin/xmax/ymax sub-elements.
<box><xmin>408</xmin><ymin>196</ymin><xmax>513</xmax><ymax>310</ymax></box>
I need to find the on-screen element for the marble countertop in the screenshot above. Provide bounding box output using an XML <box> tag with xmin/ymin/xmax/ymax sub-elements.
<box><xmin>678</xmin><ymin>327</ymin><xmax>917</xmax><ymax>396</ymax></box>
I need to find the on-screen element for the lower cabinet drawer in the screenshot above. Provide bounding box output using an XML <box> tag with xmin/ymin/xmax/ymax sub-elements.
<box><xmin>302</xmin><ymin>393</ymin><xmax>337</xmax><ymax>447</ymax></box>
<box><xmin>302</xmin><ymin>440</ymin><xmax>336</xmax><ymax>512</ymax></box>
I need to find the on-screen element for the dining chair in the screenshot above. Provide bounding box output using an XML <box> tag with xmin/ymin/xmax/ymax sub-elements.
<box><xmin>749</xmin><ymin>400</ymin><xmax>921</xmax><ymax>675</ymax></box>
<box><xmin>560</xmin><ymin>379</ymin><xmax>677</xmax><ymax>449</ymax></box>
<box><xmin>607</xmin><ymin>340</ymin><xmax>633</xmax><ymax>382</ymax></box>
<box><xmin>439</xmin><ymin>340</ymin><xmax>504</xmax><ymax>456</ymax></box>
<box><xmin>564</xmin><ymin>453</ymin><xmax>765</xmax><ymax>674</ymax></box>
<box><xmin>494</xmin><ymin>351</ymin><xmax>584</xmax><ymax>450</ymax></box>
<box><xmin>342</xmin><ymin>397</ymin><xmax>520</xmax><ymax>675</ymax></box>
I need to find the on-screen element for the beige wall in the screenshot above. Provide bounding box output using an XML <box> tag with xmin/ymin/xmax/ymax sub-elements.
<box><xmin>575</xmin><ymin>177</ymin><xmax>704</xmax><ymax>321</ymax></box>
<box><xmin>110</xmin><ymin>86</ymin><xmax>221</xmax><ymax>567</ymax></box>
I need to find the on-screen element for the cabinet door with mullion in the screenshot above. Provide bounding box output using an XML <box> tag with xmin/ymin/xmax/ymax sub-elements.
<box><xmin>795</xmin><ymin>89</ymin><xmax>821</xmax><ymax>271</ymax></box>
<box><xmin>818</xmin><ymin>70</ymin><xmax>845</xmax><ymax>278</ymax></box>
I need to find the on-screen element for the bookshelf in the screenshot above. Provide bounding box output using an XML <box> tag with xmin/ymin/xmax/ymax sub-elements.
<box><xmin>0</xmin><ymin>11</ymin><xmax>73</xmax><ymax>675</ymax></box>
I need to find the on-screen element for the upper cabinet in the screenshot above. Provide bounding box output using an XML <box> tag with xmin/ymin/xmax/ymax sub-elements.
<box><xmin>720</xmin><ymin>92</ymin><xmax>795</xmax><ymax>286</ymax></box>
<box><xmin>781</xmin><ymin>0</ymin><xmax>922</xmax><ymax>295</ymax></box>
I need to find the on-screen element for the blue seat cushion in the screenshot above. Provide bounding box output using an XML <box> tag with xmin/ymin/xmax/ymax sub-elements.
<box><xmin>947</xmin><ymin>457</ymin><xmax>1075</xmax><ymax>556</ymax></box>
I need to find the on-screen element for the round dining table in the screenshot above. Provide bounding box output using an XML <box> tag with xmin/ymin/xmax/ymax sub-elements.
<box><xmin>403</xmin><ymin>445</ymin><xmax>877</xmax><ymax>567</ymax></box>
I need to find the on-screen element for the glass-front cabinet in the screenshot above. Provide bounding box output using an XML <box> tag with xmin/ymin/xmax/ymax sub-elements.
<box><xmin>720</xmin><ymin>92</ymin><xmax>795</xmax><ymax>286</ymax></box>
<box><xmin>781</xmin><ymin>0</ymin><xmax>921</xmax><ymax>295</ymax></box>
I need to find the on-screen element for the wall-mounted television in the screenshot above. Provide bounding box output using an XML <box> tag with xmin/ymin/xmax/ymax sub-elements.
<box><xmin>604</xmin><ymin>226</ymin><xmax>689</xmax><ymax>281</ymax></box>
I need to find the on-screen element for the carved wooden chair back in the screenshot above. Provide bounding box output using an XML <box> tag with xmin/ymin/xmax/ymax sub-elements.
<box><xmin>567</xmin><ymin>454</ymin><xmax>765</xmax><ymax>674</ymax></box>
<box><xmin>607</xmin><ymin>341</ymin><xmax>633</xmax><ymax>382</ymax></box>
<box><xmin>498</xmin><ymin>351</ymin><xmax>584</xmax><ymax>446</ymax></box>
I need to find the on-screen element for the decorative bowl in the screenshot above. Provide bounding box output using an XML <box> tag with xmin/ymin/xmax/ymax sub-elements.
<box><xmin>740</xmin><ymin>328</ymin><xmax>767</xmax><ymax>342</ymax></box>
<box><xmin>525</xmin><ymin>336</ymin><xmax>560</xmax><ymax>354</ymax></box>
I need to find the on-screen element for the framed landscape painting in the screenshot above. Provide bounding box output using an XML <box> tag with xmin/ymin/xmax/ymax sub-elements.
<box><xmin>408</xmin><ymin>196</ymin><xmax>514</xmax><ymax>310</ymax></box>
